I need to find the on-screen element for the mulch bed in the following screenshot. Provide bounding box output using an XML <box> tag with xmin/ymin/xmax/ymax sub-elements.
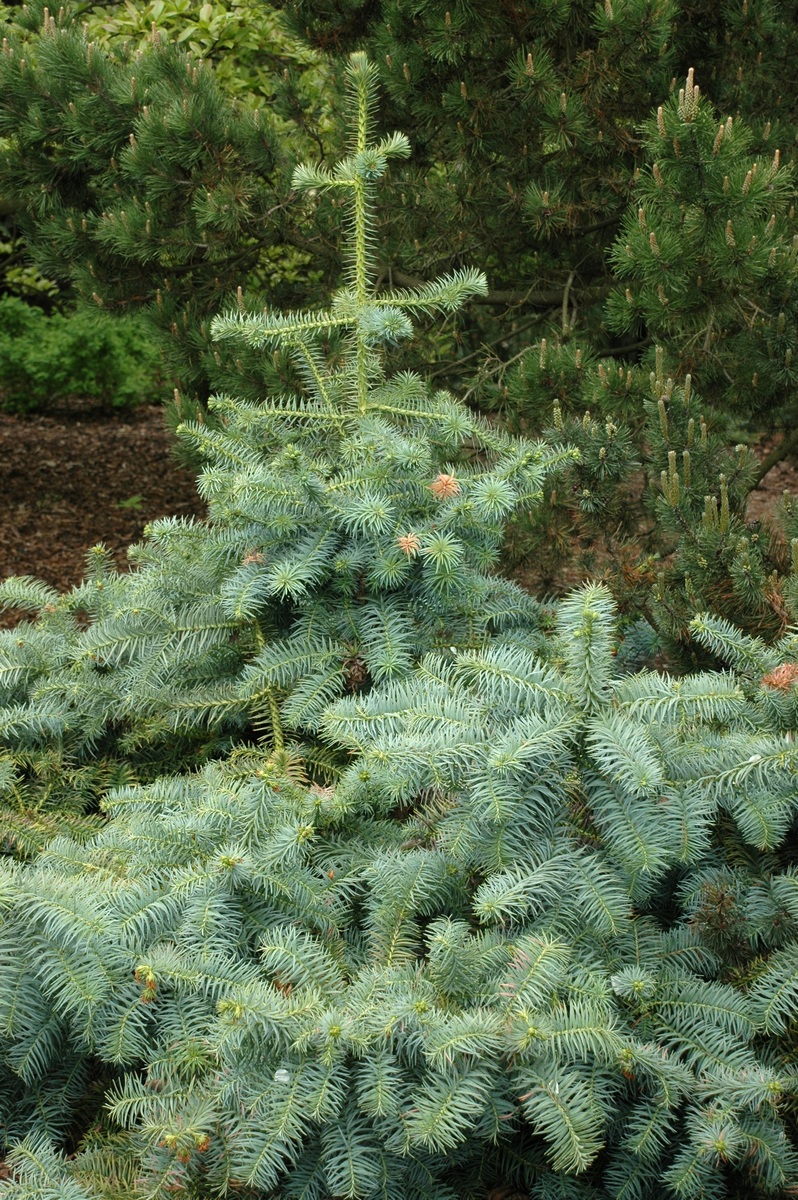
<box><xmin>0</xmin><ymin>402</ymin><xmax>205</xmax><ymax>598</ymax></box>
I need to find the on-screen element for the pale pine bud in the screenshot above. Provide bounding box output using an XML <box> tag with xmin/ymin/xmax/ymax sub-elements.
<box><xmin>720</xmin><ymin>474</ymin><xmax>729</xmax><ymax>532</ymax></box>
<box><xmin>655</xmin><ymin>346</ymin><xmax>664</xmax><ymax>387</ymax></box>
<box><xmin>668</xmin><ymin>450</ymin><xmax>679</xmax><ymax>503</ymax></box>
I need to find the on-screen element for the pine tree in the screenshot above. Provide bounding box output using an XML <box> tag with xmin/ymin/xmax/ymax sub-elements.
<box><xmin>491</xmin><ymin>68</ymin><xmax>798</xmax><ymax>654</ymax></box>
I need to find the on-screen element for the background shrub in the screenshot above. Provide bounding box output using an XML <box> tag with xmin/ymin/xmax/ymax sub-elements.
<box><xmin>0</xmin><ymin>297</ymin><xmax>162</xmax><ymax>411</ymax></box>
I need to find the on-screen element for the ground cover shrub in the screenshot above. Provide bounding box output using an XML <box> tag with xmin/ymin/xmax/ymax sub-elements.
<box><xmin>1</xmin><ymin>57</ymin><xmax>798</xmax><ymax>1200</ymax></box>
<box><xmin>0</xmin><ymin>297</ymin><xmax>161</xmax><ymax>411</ymax></box>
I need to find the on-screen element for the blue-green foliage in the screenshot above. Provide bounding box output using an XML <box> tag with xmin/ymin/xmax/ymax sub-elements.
<box><xmin>2</xmin><ymin>590</ymin><xmax>798</xmax><ymax>1198</ymax></box>
<box><xmin>0</xmin><ymin>56</ymin><xmax>567</xmax><ymax>854</ymax></box>
<box><xmin>1</xmin><ymin>52</ymin><xmax>798</xmax><ymax>1200</ymax></box>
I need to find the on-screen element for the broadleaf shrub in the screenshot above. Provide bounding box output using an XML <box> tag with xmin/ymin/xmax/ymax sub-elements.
<box><xmin>0</xmin><ymin>297</ymin><xmax>161</xmax><ymax>411</ymax></box>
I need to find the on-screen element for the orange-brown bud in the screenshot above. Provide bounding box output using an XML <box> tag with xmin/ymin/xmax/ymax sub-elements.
<box><xmin>429</xmin><ymin>472</ymin><xmax>460</xmax><ymax>500</ymax></box>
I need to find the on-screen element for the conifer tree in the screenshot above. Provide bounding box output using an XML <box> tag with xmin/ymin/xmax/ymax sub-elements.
<box><xmin>0</xmin><ymin>52</ymin><xmax>567</xmax><ymax>855</ymax></box>
<box><xmin>2</xmin><ymin>55</ymin><xmax>798</xmax><ymax>1200</ymax></box>
<box><xmin>492</xmin><ymin>66</ymin><xmax>798</xmax><ymax>654</ymax></box>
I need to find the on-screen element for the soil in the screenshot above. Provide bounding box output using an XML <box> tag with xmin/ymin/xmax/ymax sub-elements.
<box><xmin>1</xmin><ymin>405</ymin><xmax>797</xmax><ymax>619</ymax></box>
<box><xmin>0</xmin><ymin>402</ymin><xmax>205</xmax><ymax>606</ymax></box>
<box><xmin>746</xmin><ymin>445</ymin><xmax>798</xmax><ymax>525</ymax></box>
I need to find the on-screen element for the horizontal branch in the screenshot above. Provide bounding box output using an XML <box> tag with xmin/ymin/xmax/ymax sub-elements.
<box><xmin>383</xmin><ymin>267</ymin><xmax>612</xmax><ymax>308</ymax></box>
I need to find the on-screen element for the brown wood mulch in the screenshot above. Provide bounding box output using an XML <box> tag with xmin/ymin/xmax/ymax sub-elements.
<box><xmin>0</xmin><ymin>402</ymin><xmax>205</xmax><ymax>601</ymax></box>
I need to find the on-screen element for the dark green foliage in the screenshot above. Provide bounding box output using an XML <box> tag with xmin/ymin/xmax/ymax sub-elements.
<box><xmin>498</xmin><ymin>338</ymin><xmax>784</xmax><ymax>653</ymax></box>
<box><xmin>0</xmin><ymin>2</ymin><xmax>290</xmax><ymax>410</ymax></box>
<box><xmin>606</xmin><ymin>70</ymin><xmax>798</xmax><ymax>423</ymax></box>
<box><xmin>277</xmin><ymin>0</ymin><xmax>673</xmax><ymax>304</ymax></box>
<box><xmin>0</xmin><ymin>296</ymin><xmax>161</xmax><ymax>410</ymax></box>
